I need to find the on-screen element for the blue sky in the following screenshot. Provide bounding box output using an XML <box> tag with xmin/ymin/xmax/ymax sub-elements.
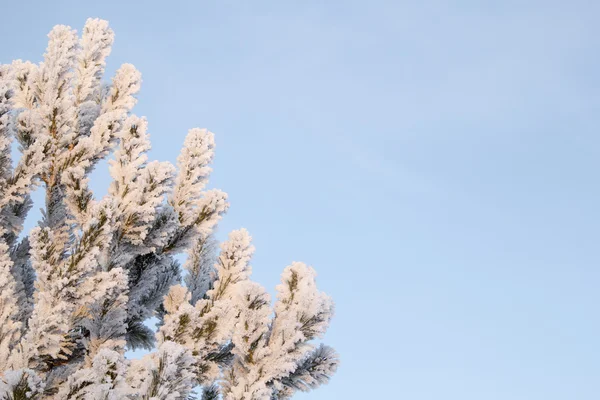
<box><xmin>2</xmin><ymin>1</ymin><xmax>600</xmax><ymax>398</ymax></box>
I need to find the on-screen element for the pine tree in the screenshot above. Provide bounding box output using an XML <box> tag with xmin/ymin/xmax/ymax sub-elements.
<box><xmin>0</xmin><ymin>19</ymin><xmax>338</xmax><ymax>399</ymax></box>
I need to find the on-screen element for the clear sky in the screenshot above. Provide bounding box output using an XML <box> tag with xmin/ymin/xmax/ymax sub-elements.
<box><xmin>2</xmin><ymin>1</ymin><xmax>600</xmax><ymax>399</ymax></box>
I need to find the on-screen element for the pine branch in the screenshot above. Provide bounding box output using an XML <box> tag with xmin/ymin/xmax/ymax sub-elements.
<box><xmin>277</xmin><ymin>344</ymin><xmax>339</xmax><ymax>393</ymax></box>
<box><xmin>0</xmin><ymin>19</ymin><xmax>338</xmax><ymax>399</ymax></box>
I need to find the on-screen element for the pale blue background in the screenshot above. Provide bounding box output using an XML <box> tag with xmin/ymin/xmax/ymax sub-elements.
<box><xmin>2</xmin><ymin>1</ymin><xmax>600</xmax><ymax>399</ymax></box>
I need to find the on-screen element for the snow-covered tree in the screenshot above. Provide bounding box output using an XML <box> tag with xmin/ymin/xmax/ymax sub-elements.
<box><xmin>0</xmin><ymin>18</ymin><xmax>338</xmax><ymax>399</ymax></box>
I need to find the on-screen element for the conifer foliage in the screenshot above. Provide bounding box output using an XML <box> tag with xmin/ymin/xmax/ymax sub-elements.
<box><xmin>0</xmin><ymin>19</ymin><xmax>338</xmax><ymax>399</ymax></box>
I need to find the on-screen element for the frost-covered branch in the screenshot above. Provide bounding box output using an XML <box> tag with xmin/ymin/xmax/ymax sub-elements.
<box><xmin>0</xmin><ymin>369</ymin><xmax>44</xmax><ymax>399</ymax></box>
<box><xmin>271</xmin><ymin>344</ymin><xmax>339</xmax><ymax>398</ymax></box>
<box><xmin>0</xmin><ymin>64</ymin><xmax>47</xmax><ymax>243</ymax></box>
<box><xmin>108</xmin><ymin>116</ymin><xmax>175</xmax><ymax>249</ymax></box>
<box><xmin>158</xmin><ymin>230</ymin><xmax>255</xmax><ymax>386</ymax></box>
<box><xmin>184</xmin><ymin>234</ymin><xmax>218</xmax><ymax>305</ymax></box>
<box><xmin>0</xmin><ymin>19</ymin><xmax>337</xmax><ymax>399</ymax></box>
<box><xmin>127</xmin><ymin>341</ymin><xmax>196</xmax><ymax>400</ymax></box>
<box><xmin>0</xmin><ymin>234</ymin><xmax>21</xmax><ymax>371</ymax></box>
<box><xmin>57</xmin><ymin>349</ymin><xmax>128</xmax><ymax>399</ymax></box>
<box><xmin>75</xmin><ymin>18</ymin><xmax>114</xmax><ymax>106</ymax></box>
<box><xmin>23</xmin><ymin>201</ymin><xmax>113</xmax><ymax>369</ymax></box>
<box><xmin>221</xmin><ymin>263</ymin><xmax>336</xmax><ymax>399</ymax></box>
<box><xmin>171</xmin><ymin>128</ymin><xmax>216</xmax><ymax>227</ymax></box>
<box><xmin>222</xmin><ymin>281</ymin><xmax>273</xmax><ymax>400</ymax></box>
<box><xmin>9</xmin><ymin>238</ymin><xmax>35</xmax><ymax>330</ymax></box>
